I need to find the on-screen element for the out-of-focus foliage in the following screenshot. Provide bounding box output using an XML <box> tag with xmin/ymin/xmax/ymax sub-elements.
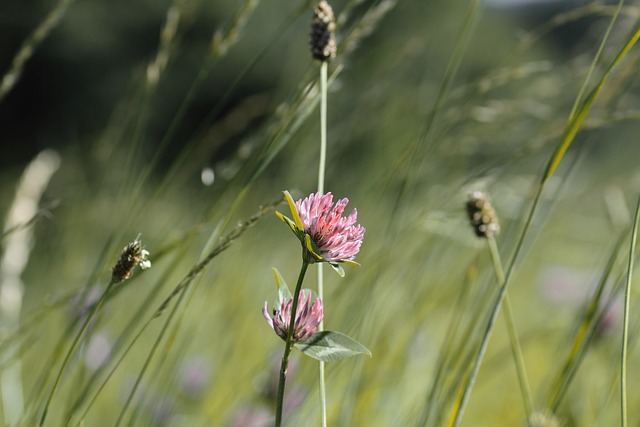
<box><xmin>1</xmin><ymin>0</ymin><xmax>640</xmax><ymax>426</ymax></box>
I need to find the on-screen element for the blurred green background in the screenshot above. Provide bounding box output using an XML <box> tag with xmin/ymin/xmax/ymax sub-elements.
<box><xmin>1</xmin><ymin>0</ymin><xmax>640</xmax><ymax>426</ymax></box>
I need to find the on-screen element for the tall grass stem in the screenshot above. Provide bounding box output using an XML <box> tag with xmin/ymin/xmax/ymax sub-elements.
<box><xmin>317</xmin><ymin>59</ymin><xmax>329</xmax><ymax>427</ymax></box>
<box><xmin>620</xmin><ymin>193</ymin><xmax>640</xmax><ymax>427</ymax></box>
<box><xmin>0</xmin><ymin>0</ymin><xmax>76</xmax><ymax>104</ymax></box>
<box><xmin>567</xmin><ymin>0</ymin><xmax>623</xmax><ymax>121</ymax></box>
<box><xmin>448</xmin><ymin>184</ymin><xmax>544</xmax><ymax>427</ymax></box>
<box><xmin>39</xmin><ymin>280</ymin><xmax>115</xmax><ymax>426</ymax></box>
<box><xmin>486</xmin><ymin>237</ymin><xmax>533</xmax><ymax>418</ymax></box>
<box><xmin>318</xmin><ymin>61</ymin><xmax>328</xmax><ymax>195</ymax></box>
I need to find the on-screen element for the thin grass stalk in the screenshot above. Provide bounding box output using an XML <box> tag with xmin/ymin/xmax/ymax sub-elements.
<box><xmin>447</xmin><ymin>185</ymin><xmax>544</xmax><ymax>427</ymax></box>
<box><xmin>24</xmin><ymin>314</ymin><xmax>77</xmax><ymax>422</ymax></box>
<box><xmin>113</xmin><ymin>284</ymin><xmax>188</xmax><ymax>427</ymax></box>
<box><xmin>39</xmin><ymin>280</ymin><xmax>116</xmax><ymax>426</ymax></box>
<box><xmin>518</xmin><ymin>4</ymin><xmax>639</xmax><ymax>52</ymax></box>
<box><xmin>543</xmin><ymin>26</ymin><xmax>640</xmax><ymax>182</ymax></box>
<box><xmin>620</xmin><ymin>194</ymin><xmax>640</xmax><ymax>427</ymax></box>
<box><xmin>317</xmin><ymin>59</ymin><xmax>329</xmax><ymax>427</ymax></box>
<box><xmin>486</xmin><ymin>237</ymin><xmax>533</xmax><ymax>418</ymax></box>
<box><xmin>546</xmin><ymin>232</ymin><xmax>626</xmax><ymax>412</ymax></box>
<box><xmin>112</xmin><ymin>201</ymin><xmax>275</xmax><ymax>425</ymax></box>
<box><xmin>390</xmin><ymin>0</ymin><xmax>483</xmax><ymax>221</ymax></box>
<box><xmin>417</xmin><ymin>262</ymin><xmax>478</xmax><ymax>427</ymax></box>
<box><xmin>123</xmin><ymin>0</ymin><xmax>262</xmax><ymax>227</ymax></box>
<box><xmin>0</xmin><ymin>0</ymin><xmax>76</xmax><ymax>104</ymax></box>
<box><xmin>275</xmin><ymin>259</ymin><xmax>310</xmax><ymax>427</ymax></box>
<box><xmin>22</xmin><ymin>246</ymin><xmax>115</xmax><ymax>421</ymax></box>
<box><xmin>64</xmin><ymin>252</ymin><xmax>187</xmax><ymax>425</ymax></box>
<box><xmin>246</xmin><ymin>65</ymin><xmax>342</xmax><ymax>186</ymax></box>
<box><xmin>127</xmin><ymin>264</ymin><xmax>207</xmax><ymax>427</ymax></box>
<box><xmin>567</xmin><ymin>0</ymin><xmax>624</xmax><ymax>121</ymax></box>
<box><xmin>592</xmin><ymin>284</ymin><xmax>640</xmax><ymax>427</ymax></box>
<box><xmin>318</xmin><ymin>61</ymin><xmax>328</xmax><ymax>196</ymax></box>
<box><xmin>155</xmin><ymin>4</ymin><xmax>307</xmax><ymax>201</ymax></box>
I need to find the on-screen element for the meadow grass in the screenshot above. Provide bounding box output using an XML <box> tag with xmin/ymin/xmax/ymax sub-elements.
<box><xmin>1</xmin><ymin>0</ymin><xmax>640</xmax><ymax>426</ymax></box>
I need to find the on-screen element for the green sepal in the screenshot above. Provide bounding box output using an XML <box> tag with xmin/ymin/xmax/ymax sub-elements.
<box><xmin>294</xmin><ymin>331</ymin><xmax>372</xmax><ymax>362</ymax></box>
<box><xmin>275</xmin><ymin>211</ymin><xmax>298</xmax><ymax>235</ymax></box>
<box><xmin>283</xmin><ymin>190</ymin><xmax>305</xmax><ymax>231</ymax></box>
<box><xmin>304</xmin><ymin>234</ymin><xmax>323</xmax><ymax>263</ymax></box>
<box><xmin>340</xmin><ymin>259</ymin><xmax>360</xmax><ymax>267</ymax></box>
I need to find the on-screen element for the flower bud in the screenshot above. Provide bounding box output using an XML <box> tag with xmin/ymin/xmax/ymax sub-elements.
<box><xmin>466</xmin><ymin>191</ymin><xmax>500</xmax><ymax>238</ymax></box>
<box><xmin>310</xmin><ymin>1</ymin><xmax>337</xmax><ymax>62</ymax></box>
<box><xmin>111</xmin><ymin>238</ymin><xmax>151</xmax><ymax>283</ymax></box>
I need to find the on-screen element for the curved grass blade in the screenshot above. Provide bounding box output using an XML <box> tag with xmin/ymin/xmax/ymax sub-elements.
<box><xmin>543</xmin><ymin>26</ymin><xmax>640</xmax><ymax>182</ymax></box>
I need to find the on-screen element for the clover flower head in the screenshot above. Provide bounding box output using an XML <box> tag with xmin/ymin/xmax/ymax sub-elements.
<box><xmin>277</xmin><ymin>191</ymin><xmax>365</xmax><ymax>269</ymax></box>
<box><xmin>263</xmin><ymin>290</ymin><xmax>323</xmax><ymax>343</ymax></box>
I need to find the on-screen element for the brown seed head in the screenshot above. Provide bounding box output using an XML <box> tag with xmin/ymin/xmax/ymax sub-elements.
<box><xmin>111</xmin><ymin>239</ymin><xmax>150</xmax><ymax>283</ymax></box>
<box><xmin>466</xmin><ymin>191</ymin><xmax>500</xmax><ymax>238</ymax></box>
<box><xmin>310</xmin><ymin>1</ymin><xmax>337</xmax><ymax>62</ymax></box>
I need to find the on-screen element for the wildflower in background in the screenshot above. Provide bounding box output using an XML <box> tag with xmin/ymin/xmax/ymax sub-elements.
<box><xmin>179</xmin><ymin>355</ymin><xmax>212</xmax><ymax>398</ymax></box>
<box><xmin>595</xmin><ymin>295</ymin><xmax>622</xmax><ymax>338</ymax></box>
<box><xmin>310</xmin><ymin>1</ymin><xmax>336</xmax><ymax>62</ymax></box>
<box><xmin>229</xmin><ymin>405</ymin><xmax>272</xmax><ymax>427</ymax></box>
<box><xmin>83</xmin><ymin>332</ymin><xmax>112</xmax><ymax>371</ymax></box>
<box><xmin>263</xmin><ymin>290</ymin><xmax>323</xmax><ymax>342</ymax></box>
<box><xmin>262</xmin><ymin>352</ymin><xmax>300</xmax><ymax>401</ymax></box>
<box><xmin>277</xmin><ymin>191</ymin><xmax>365</xmax><ymax>266</ymax></box>
<box><xmin>466</xmin><ymin>191</ymin><xmax>500</xmax><ymax>238</ymax></box>
<box><xmin>69</xmin><ymin>286</ymin><xmax>102</xmax><ymax>327</ymax></box>
<box><xmin>111</xmin><ymin>237</ymin><xmax>151</xmax><ymax>283</ymax></box>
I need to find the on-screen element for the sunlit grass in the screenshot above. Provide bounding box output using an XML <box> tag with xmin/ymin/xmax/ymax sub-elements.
<box><xmin>1</xmin><ymin>0</ymin><xmax>640</xmax><ymax>426</ymax></box>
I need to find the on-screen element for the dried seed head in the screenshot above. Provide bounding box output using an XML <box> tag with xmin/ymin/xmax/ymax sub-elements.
<box><xmin>111</xmin><ymin>238</ymin><xmax>151</xmax><ymax>283</ymax></box>
<box><xmin>310</xmin><ymin>1</ymin><xmax>336</xmax><ymax>62</ymax></box>
<box><xmin>526</xmin><ymin>412</ymin><xmax>561</xmax><ymax>427</ymax></box>
<box><xmin>466</xmin><ymin>191</ymin><xmax>500</xmax><ymax>238</ymax></box>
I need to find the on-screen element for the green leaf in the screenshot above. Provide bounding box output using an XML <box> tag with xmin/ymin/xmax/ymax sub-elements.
<box><xmin>272</xmin><ymin>268</ymin><xmax>292</xmax><ymax>305</ymax></box>
<box><xmin>328</xmin><ymin>262</ymin><xmax>345</xmax><ymax>277</ymax></box>
<box><xmin>294</xmin><ymin>331</ymin><xmax>371</xmax><ymax>362</ymax></box>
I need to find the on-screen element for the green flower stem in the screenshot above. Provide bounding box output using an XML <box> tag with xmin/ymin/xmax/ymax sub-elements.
<box><xmin>39</xmin><ymin>280</ymin><xmax>115</xmax><ymax>426</ymax></box>
<box><xmin>275</xmin><ymin>258</ymin><xmax>310</xmax><ymax>427</ymax></box>
<box><xmin>621</xmin><ymin>193</ymin><xmax>640</xmax><ymax>427</ymax></box>
<box><xmin>486</xmin><ymin>236</ymin><xmax>533</xmax><ymax>418</ymax></box>
<box><xmin>317</xmin><ymin>60</ymin><xmax>328</xmax><ymax>427</ymax></box>
<box><xmin>317</xmin><ymin>264</ymin><xmax>327</xmax><ymax>427</ymax></box>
